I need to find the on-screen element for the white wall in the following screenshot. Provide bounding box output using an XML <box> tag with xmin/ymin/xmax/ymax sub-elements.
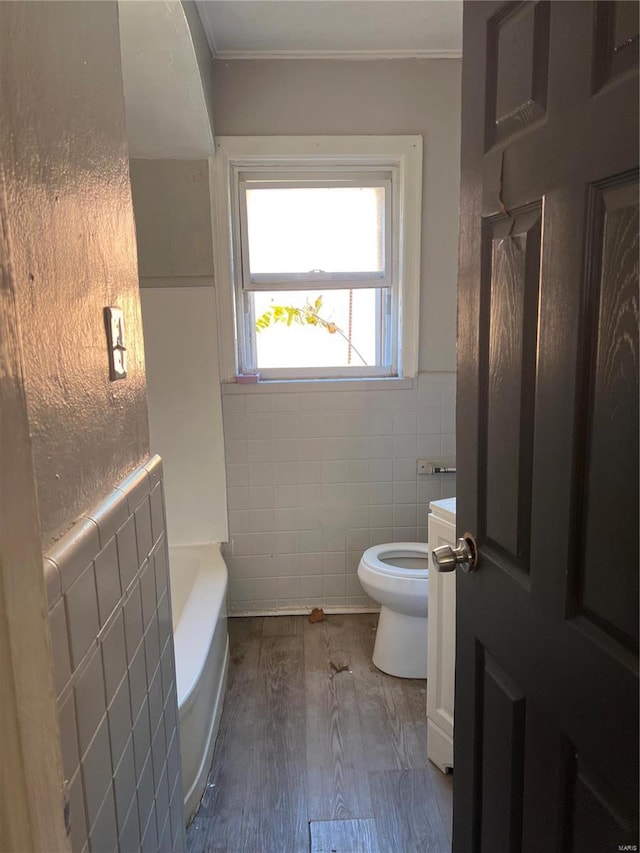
<box><xmin>211</xmin><ymin>58</ymin><xmax>462</xmax><ymax>613</ymax></box>
<box><xmin>131</xmin><ymin>159</ymin><xmax>214</xmax><ymax>281</ymax></box>
<box><xmin>119</xmin><ymin>0</ymin><xmax>214</xmax><ymax>159</ymax></box>
<box><xmin>131</xmin><ymin>159</ymin><xmax>228</xmax><ymax>547</ymax></box>
<box><xmin>140</xmin><ymin>287</ymin><xmax>228</xmax><ymax>546</ymax></box>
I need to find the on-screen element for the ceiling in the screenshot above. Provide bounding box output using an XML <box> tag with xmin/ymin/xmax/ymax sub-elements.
<box><xmin>194</xmin><ymin>1</ymin><xmax>463</xmax><ymax>60</ymax></box>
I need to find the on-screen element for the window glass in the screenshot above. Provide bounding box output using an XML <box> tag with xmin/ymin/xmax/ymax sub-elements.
<box><xmin>244</xmin><ymin>186</ymin><xmax>385</xmax><ymax>277</ymax></box>
<box><xmin>253</xmin><ymin>288</ymin><xmax>383</xmax><ymax>369</ymax></box>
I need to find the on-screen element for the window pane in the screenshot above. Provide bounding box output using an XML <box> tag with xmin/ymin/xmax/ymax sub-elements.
<box><xmin>245</xmin><ymin>187</ymin><xmax>385</xmax><ymax>275</ymax></box>
<box><xmin>253</xmin><ymin>289</ymin><xmax>383</xmax><ymax>369</ymax></box>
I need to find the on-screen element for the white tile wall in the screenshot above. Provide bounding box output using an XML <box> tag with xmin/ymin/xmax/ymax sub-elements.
<box><xmin>45</xmin><ymin>457</ymin><xmax>186</xmax><ymax>853</ymax></box>
<box><xmin>221</xmin><ymin>373</ymin><xmax>456</xmax><ymax>614</ymax></box>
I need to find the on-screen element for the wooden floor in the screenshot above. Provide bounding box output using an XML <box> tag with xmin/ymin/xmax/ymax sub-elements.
<box><xmin>186</xmin><ymin>614</ymin><xmax>452</xmax><ymax>853</ymax></box>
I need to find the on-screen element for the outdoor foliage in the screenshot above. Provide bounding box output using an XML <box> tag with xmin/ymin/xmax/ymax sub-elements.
<box><xmin>255</xmin><ymin>295</ymin><xmax>368</xmax><ymax>365</ymax></box>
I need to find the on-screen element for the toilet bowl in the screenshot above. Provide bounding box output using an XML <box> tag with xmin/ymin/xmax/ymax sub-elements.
<box><xmin>357</xmin><ymin>542</ymin><xmax>429</xmax><ymax>679</ymax></box>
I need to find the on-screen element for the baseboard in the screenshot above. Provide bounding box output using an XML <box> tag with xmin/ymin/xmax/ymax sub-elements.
<box><xmin>228</xmin><ymin>605</ymin><xmax>380</xmax><ymax>618</ymax></box>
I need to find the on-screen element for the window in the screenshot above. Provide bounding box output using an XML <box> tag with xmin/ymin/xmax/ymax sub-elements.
<box><xmin>212</xmin><ymin>137</ymin><xmax>422</xmax><ymax>382</ymax></box>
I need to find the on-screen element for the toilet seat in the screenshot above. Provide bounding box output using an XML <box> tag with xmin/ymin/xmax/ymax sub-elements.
<box><xmin>361</xmin><ymin>542</ymin><xmax>430</xmax><ymax>579</ymax></box>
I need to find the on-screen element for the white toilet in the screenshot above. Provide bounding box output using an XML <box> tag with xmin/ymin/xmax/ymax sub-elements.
<box><xmin>357</xmin><ymin>542</ymin><xmax>430</xmax><ymax>679</ymax></box>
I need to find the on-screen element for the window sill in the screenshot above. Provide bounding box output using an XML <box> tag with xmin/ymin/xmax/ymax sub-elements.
<box><xmin>221</xmin><ymin>376</ymin><xmax>416</xmax><ymax>395</ymax></box>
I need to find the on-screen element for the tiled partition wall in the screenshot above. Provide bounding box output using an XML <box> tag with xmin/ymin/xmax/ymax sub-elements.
<box><xmin>44</xmin><ymin>457</ymin><xmax>186</xmax><ymax>853</ymax></box>
<box><xmin>222</xmin><ymin>371</ymin><xmax>456</xmax><ymax>614</ymax></box>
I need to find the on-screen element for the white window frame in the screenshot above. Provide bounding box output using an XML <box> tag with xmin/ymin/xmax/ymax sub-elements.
<box><xmin>211</xmin><ymin>136</ymin><xmax>423</xmax><ymax>383</ymax></box>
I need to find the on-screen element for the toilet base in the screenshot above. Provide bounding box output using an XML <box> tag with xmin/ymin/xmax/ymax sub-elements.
<box><xmin>372</xmin><ymin>606</ymin><xmax>429</xmax><ymax>678</ymax></box>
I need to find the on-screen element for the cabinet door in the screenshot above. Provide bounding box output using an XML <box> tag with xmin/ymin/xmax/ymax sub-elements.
<box><xmin>427</xmin><ymin>513</ymin><xmax>457</xmax><ymax>773</ymax></box>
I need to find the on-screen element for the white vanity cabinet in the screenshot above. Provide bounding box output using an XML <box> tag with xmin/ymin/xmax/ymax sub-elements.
<box><xmin>427</xmin><ymin>497</ymin><xmax>456</xmax><ymax>773</ymax></box>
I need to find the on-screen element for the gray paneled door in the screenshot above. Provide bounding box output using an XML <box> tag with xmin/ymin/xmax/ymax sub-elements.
<box><xmin>455</xmin><ymin>2</ymin><xmax>638</xmax><ymax>851</ymax></box>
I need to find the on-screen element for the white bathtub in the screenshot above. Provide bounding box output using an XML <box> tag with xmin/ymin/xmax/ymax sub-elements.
<box><xmin>169</xmin><ymin>543</ymin><xmax>229</xmax><ymax>821</ymax></box>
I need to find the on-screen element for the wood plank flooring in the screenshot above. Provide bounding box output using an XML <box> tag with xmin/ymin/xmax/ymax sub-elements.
<box><xmin>186</xmin><ymin>614</ymin><xmax>452</xmax><ymax>853</ymax></box>
<box><xmin>309</xmin><ymin>818</ymin><xmax>379</xmax><ymax>852</ymax></box>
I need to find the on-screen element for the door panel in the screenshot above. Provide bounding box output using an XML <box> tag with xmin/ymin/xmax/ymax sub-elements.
<box><xmin>593</xmin><ymin>1</ymin><xmax>640</xmax><ymax>90</ymax></box>
<box><xmin>577</xmin><ymin>177</ymin><xmax>639</xmax><ymax>652</ymax></box>
<box><xmin>483</xmin><ymin>206</ymin><xmax>541</xmax><ymax>571</ymax></box>
<box><xmin>520</xmin><ymin>704</ymin><xmax>572</xmax><ymax>853</ymax></box>
<box><xmin>479</xmin><ymin>651</ymin><xmax>526</xmax><ymax>853</ymax></box>
<box><xmin>456</xmin><ymin>2</ymin><xmax>639</xmax><ymax>850</ymax></box>
<box><xmin>485</xmin><ymin>1</ymin><xmax>550</xmax><ymax>147</ymax></box>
